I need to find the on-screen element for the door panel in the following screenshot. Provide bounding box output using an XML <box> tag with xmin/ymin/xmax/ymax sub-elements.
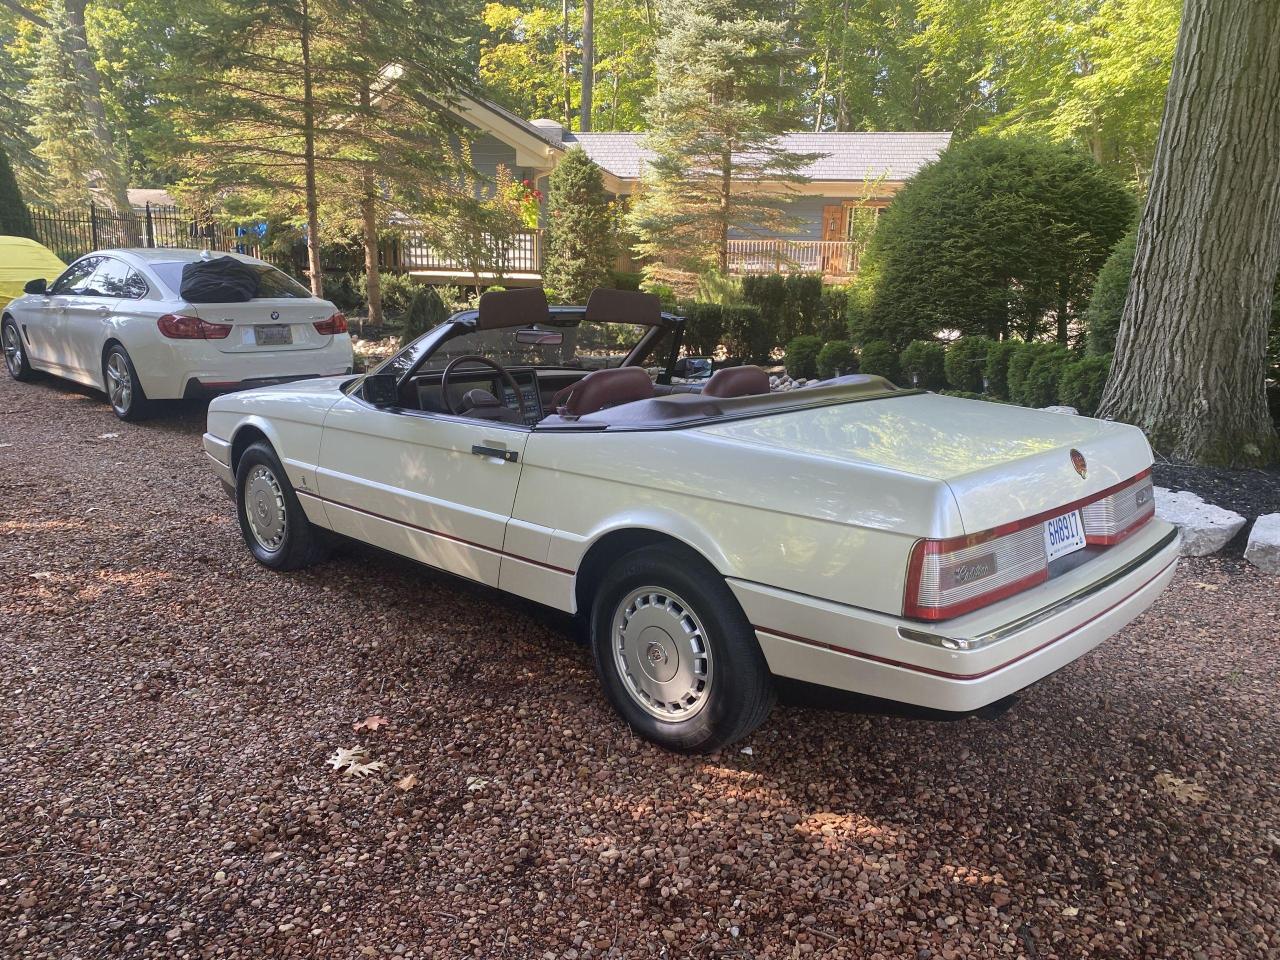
<box><xmin>61</xmin><ymin>295</ymin><xmax>118</xmax><ymax>380</ymax></box>
<box><xmin>316</xmin><ymin>395</ymin><xmax>529</xmax><ymax>586</ymax></box>
<box><xmin>27</xmin><ymin>256</ymin><xmax>101</xmax><ymax>370</ymax></box>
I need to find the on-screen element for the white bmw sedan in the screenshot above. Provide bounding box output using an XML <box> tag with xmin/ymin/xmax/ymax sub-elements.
<box><xmin>2</xmin><ymin>248</ymin><xmax>353</xmax><ymax>420</ymax></box>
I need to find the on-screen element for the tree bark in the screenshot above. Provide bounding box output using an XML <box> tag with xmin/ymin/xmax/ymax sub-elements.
<box><xmin>300</xmin><ymin>0</ymin><xmax>324</xmax><ymax>297</ymax></box>
<box><xmin>359</xmin><ymin>84</ymin><xmax>382</xmax><ymax>327</ymax></box>
<box><xmin>1098</xmin><ymin>0</ymin><xmax>1280</xmax><ymax>466</ymax></box>
<box><xmin>579</xmin><ymin>0</ymin><xmax>593</xmax><ymax>132</ymax></box>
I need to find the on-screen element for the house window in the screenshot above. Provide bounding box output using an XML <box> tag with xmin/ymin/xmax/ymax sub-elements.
<box><xmin>843</xmin><ymin>203</ymin><xmax>882</xmax><ymax>240</ymax></box>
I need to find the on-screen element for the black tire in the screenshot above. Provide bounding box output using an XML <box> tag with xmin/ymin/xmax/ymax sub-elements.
<box><xmin>235</xmin><ymin>441</ymin><xmax>331</xmax><ymax>570</ymax></box>
<box><xmin>590</xmin><ymin>544</ymin><xmax>775</xmax><ymax>753</ymax></box>
<box><xmin>102</xmin><ymin>343</ymin><xmax>151</xmax><ymax>421</ymax></box>
<box><xmin>2</xmin><ymin>316</ymin><xmax>34</xmax><ymax>382</ymax></box>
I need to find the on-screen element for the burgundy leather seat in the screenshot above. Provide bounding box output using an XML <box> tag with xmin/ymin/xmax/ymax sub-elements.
<box><xmin>554</xmin><ymin>367</ymin><xmax>656</xmax><ymax>417</ymax></box>
<box><xmin>701</xmin><ymin>365</ymin><xmax>771</xmax><ymax>399</ymax></box>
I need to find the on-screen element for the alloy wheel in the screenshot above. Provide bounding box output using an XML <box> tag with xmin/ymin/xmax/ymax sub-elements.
<box><xmin>245</xmin><ymin>464</ymin><xmax>288</xmax><ymax>552</ymax></box>
<box><xmin>2</xmin><ymin>324</ymin><xmax>21</xmax><ymax>376</ymax></box>
<box><xmin>611</xmin><ymin>586</ymin><xmax>715</xmax><ymax>721</ymax></box>
<box><xmin>105</xmin><ymin>352</ymin><xmax>132</xmax><ymax>415</ymax></box>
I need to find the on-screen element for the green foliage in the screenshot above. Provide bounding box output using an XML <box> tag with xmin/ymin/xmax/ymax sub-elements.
<box><xmin>862</xmin><ymin>135</ymin><xmax>1135</xmax><ymax>345</ymax></box>
<box><xmin>944</xmin><ymin>336</ymin><xmax>994</xmax><ymax>393</ymax></box>
<box><xmin>739</xmin><ymin>273</ymin><xmax>832</xmax><ymax>350</ymax></box>
<box><xmin>900</xmin><ymin>340</ymin><xmax>947</xmax><ymax>390</ymax></box>
<box><xmin>785</xmin><ymin>335</ymin><xmax>824</xmax><ymax>379</ymax></box>
<box><xmin>0</xmin><ymin>142</ymin><xmax>33</xmax><ymax>238</ymax></box>
<box><xmin>816</xmin><ymin>287</ymin><xmax>848</xmax><ymax>341</ymax></box>
<box><xmin>366</xmin><ymin>272</ymin><xmax>420</xmax><ymax>320</ymax></box>
<box><xmin>720</xmin><ymin>304</ymin><xmax>769</xmax><ymax>363</ymax></box>
<box><xmin>543</xmin><ymin>148</ymin><xmax>614</xmax><ymax>303</ymax></box>
<box><xmin>695</xmin><ymin>270</ymin><xmax>743</xmax><ymax>306</ymax></box>
<box><xmin>859</xmin><ymin>340</ymin><xmax>900</xmax><ymax>383</ymax></box>
<box><xmin>628</xmin><ymin>0</ymin><xmax>814</xmax><ymax>285</ymax></box>
<box><xmin>400</xmin><ymin>285</ymin><xmax>450</xmax><ymax>341</ymax></box>
<box><xmin>608</xmin><ymin>270</ymin><xmax>643</xmax><ymax>291</ymax></box>
<box><xmin>1006</xmin><ymin>342</ymin><xmax>1053</xmax><ymax>405</ymax></box>
<box><xmin>1085</xmin><ymin>230</ymin><xmax>1137</xmax><ymax>356</ymax></box>
<box><xmin>1015</xmin><ymin>346</ymin><xmax>1069</xmax><ymax>407</ymax></box>
<box><xmin>816</xmin><ymin>340</ymin><xmax>858</xmax><ymax>379</ymax></box>
<box><xmin>983</xmin><ymin>340</ymin><xmax>1020</xmax><ymax>399</ymax></box>
<box><xmin>325</xmin><ymin>272</ymin><xmax>363</xmax><ymax>313</ymax></box>
<box><xmin>680</xmin><ymin>302</ymin><xmax>725</xmax><ymax>357</ymax></box>
<box><xmin>938</xmin><ymin>390</ymin><xmax>992</xmax><ymax>401</ymax></box>
<box><xmin>1058</xmin><ymin>354</ymin><xmax>1112</xmax><ymax>416</ymax></box>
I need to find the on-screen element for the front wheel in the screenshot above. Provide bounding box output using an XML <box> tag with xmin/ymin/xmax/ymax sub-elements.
<box><xmin>2</xmin><ymin>317</ymin><xmax>34</xmax><ymax>381</ymax></box>
<box><xmin>235</xmin><ymin>441</ymin><xmax>331</xmax><ymax>570</ymax></box>
<box><xmin>590</xmin><ymin>544</ymin><xmax>775</xmax><ymax>753</ymax></box>
<box><xmin>103</xmin><ymin>344</ymin><xmax>151</xmax><ymax>421</ymax></box>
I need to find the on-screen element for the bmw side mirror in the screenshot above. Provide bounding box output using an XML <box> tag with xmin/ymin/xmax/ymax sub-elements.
<box><xmin>23</xmin><ymin>278</ymin><xmax>47</xmax><ymax>295</ymax></box>
<box><xmin>361</xmin><ymin>372</ymin><xmax>400</xmax><ymax>407</ymax></box>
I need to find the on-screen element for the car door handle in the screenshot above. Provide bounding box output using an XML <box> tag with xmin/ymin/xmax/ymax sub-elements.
<box><xmin>471</xmin><ymin>444</ymin><xmax>518</xmax><ymax>463</ymax></box>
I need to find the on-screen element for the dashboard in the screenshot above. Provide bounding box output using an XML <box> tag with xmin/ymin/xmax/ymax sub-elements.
<box><xmin>411</xmin><ymin>367</ymin><xmax>590</xmax><ymax>425</ymax></box>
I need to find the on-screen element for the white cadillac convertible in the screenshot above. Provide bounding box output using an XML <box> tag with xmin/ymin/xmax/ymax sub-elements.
<box><xmin>203</xmin><ymin>288</ymin><xmax>1179</xmax><ymax>752</ymax></box>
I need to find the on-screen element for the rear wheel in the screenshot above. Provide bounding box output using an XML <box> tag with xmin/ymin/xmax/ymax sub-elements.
<box><xmin>590</xmin><ymin>544</ymin><xmax>775</xmax><ymax>753</ymax></box>
<box><xmin>103</xmin><ymin>344</ymin><xmax>150</xmax><ymax>421</ymax></box>
<box><xmin>2</xmin><ymin>317</ymin><xmax>33</xmax><ymax>381</ymax></box>
<box><xmin>235</xmin><ymin>441</ymin><xmax>330</xmax><ymax>570</ymax></box>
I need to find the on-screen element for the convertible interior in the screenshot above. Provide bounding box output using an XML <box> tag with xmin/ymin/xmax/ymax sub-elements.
<box><xmin>380</xmin><ymin>287</ymin><xmax>899</xmax><ymax>430</ymax></box>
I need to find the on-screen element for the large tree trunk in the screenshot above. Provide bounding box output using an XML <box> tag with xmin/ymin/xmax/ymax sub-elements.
<box><xmin>1098</xmin><ymin>0</ymin><xmax>1280</xmax><ymax>466</ymax></box>
<box><xmin>359</xmin><ymin>85</ymin><xmax>383</xmax><ymax>327</ymax></box>
<box><xmin>579</xmin><ymin>0</ymin><xmax>593</xmax><ymax>132</ymax></box>
<box><xmin>300</xmin><ymin>0</ymin><xmax>324</xmax><ymax>298</ymax></box>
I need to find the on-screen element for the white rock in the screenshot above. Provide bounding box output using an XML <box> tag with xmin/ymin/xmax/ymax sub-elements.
<box><xmin>1154</xmin><ymin>487</ymin><xmax>1247</xmax><ymax>556</ymax></box>
<box><xmin>1039</xmin><ymin>405</ymin><xmax>1079</xmax><ymax>415</ymax></box>
<box><xmin>1244</xmin><ymin>513</ymin><xmax>1280</xmax><ymax>573</ymax></box>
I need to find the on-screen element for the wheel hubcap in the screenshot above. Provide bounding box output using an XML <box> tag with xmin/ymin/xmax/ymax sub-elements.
<box><xmin>3</xmin><ymin>325</ymin><xmax>20</xmax><ymax>375</ymax></box>
<box><xmin>106</xmin><ymin>353</ymin><xmax>131</xmax><ymax>412</ymax></box>
<box><xmin>612</xmin><ymin>587</ymin><xmax>713</xmax><ymax>721</ymax></box>
<box><xmin>245</xmin><ymin>465</ymin><xmax>287</xmax><ymax>551</ymax></box>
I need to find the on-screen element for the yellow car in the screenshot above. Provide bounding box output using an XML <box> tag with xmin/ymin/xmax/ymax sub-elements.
<box><xmin>0</xmin><ymin>235</ymin><xmax>65</xmax><ymax>302</ymax></box>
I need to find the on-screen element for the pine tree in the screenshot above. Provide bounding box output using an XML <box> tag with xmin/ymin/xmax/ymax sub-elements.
<box><xmin>0</xmin><ymin>141</ymin><xmax>34</xmax><ymax>238</ymax></box>
<box><xmin>627</xmin><ymin>0</ymin><xmax>814</xmax><ymax>288</ymax></box>
<box><xmin>543</xmin><ymin>148</ymin><xmax>613</xmax><ymax>302</ymax></box>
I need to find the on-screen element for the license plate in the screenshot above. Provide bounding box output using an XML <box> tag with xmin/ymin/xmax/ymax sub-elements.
<box><xmin>254</xmin><ymin>324</ymin><xmax>292</xmax><ymax>346</ymax></box>
<box><xmin>1043</xmin><ymin>509</ymin><xmax>1086</xmax><ymax>563</ymax></box>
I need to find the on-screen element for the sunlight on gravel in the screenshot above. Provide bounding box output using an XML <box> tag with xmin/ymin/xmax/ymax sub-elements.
<box><xmin>0</xmin><ymin>375</ymin><xmax>1277</xmax><ymax>959</ymax></box>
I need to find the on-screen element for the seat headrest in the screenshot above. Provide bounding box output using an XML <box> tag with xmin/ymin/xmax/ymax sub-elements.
<box><xmin>701</xmin><ymin>365</ymin><xmax>771</xmax><ymax>399</ymax></box>
<box><xmin>556</xmin><ymin>367</ymin><xmax>656</xmax><ymax>417</ymax></box>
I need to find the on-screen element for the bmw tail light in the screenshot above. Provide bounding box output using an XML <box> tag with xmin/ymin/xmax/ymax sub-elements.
<box><xmin>157</xmin><ymin>314</ymin><xmax>232</xmax><ymax>340</ymax></box>
<box><xmin>905</xmin><ymin>526</ymin><xmax>1049</xmax><ymax>621</ymax></box>
<box><xmin>1081</xmin><ymin>469</ymin><xmax>1155</xmax><ymax>545</ymax></box>
<box><xmin>313</xmin><ymin>312</ymin><xmax>347</xmax><ymax>335</ymax></box>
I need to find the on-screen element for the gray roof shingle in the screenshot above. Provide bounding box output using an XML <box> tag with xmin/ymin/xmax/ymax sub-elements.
<box><xmin>560</xmin><ymin>130</ymin><xmax>952</xmax><ymax>182</ymax></box>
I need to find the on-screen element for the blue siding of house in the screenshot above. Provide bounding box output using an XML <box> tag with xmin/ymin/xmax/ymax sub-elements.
<box><xmin>727</xmin><ymin>195</ymin><xmax>857</xmax><ymax>240</ymax></box>
<box><xmin>450</xmin><ymin>132</ymin><xmax>536</xmax><ymax>192</ymax></box>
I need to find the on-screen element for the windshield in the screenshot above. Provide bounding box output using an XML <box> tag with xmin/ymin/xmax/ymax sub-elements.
<box><xmin>380</xmin><ymin>315</ymin><xmax>673</xmax><ymax>377</ymax></box>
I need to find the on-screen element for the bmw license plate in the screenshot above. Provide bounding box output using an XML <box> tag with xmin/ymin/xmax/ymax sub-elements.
<box><xmin>1044</xmin><ymin>509</ymin><xmax>1086</xmax><ymax>563</ymax></box>
<box><xmin>254</xmin><ymin>324</ymin><xmax>292</xmax><ymax>346</ymax></box>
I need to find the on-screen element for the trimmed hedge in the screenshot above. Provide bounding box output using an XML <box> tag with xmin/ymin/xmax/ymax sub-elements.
<box><xmin>900</xmin><ymin>340</ymin><xmax>946</xmax><ymax>390</ymax></box>
<box><xmin>785</xmin><ymin>335</ymin><xmax>823</xmax><ymax>379</ymax></box>
<box><xmin>401</xmin><ymin>286</ymin><xmax>450</xmax><ymax>341</ymax></box>
<box><xmin>681</xmin><ymin>302</ymin><xmax>725</xmax><ymax>356</ymax></box>
<box><xmin>1006</xmin><ymin>342</ymin><xmax>1057</xmax><ymax>406</ymax></box>
<box><xmin>945</xmin><ymin>336</ymin><xmax>994</xmax><ymax>393</ymax></box>
<box><xmin>983</xmin><ymin>340</ymin><xmax>1020</xmax><ymax>400</ymax></box>
<box><xmin>721</xmin><ymin>304</ymin><xmax>770</xmax><ymax>363</ymax></box>
<box><xmin>816</xmin><ymin>340</ymin><xmax>858</xmax><ymax>379</ymax></box>
<box><xmin>1084</xmin><ymin>231</ymin><xmax>1136</xmax><ymax>356</ymax></box>
<box><xmin>1058</xmin><ymin>354</ymin><xmax>1112</xmax><ymax>416</ymax></box>
<box><xmin>1018</xmin><ymin>346</ymin><xmax>1070</xmax><ymax>407</ymax></box>
<box><xmin>859</xmin><ymin>340</ymin><xmax>900</xmax><ymax>383</ymax></box>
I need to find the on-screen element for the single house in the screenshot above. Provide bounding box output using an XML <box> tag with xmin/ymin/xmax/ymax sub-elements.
<box><xmin>397</xmin><ymin>94</ymin><xmax>951</xmax><ymax>285</ymax></box>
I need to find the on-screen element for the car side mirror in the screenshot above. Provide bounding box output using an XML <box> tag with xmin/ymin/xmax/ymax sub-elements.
<box><xmin>23</xmin><ymin>278</ymin><xmax>47</xmax><ymax>295</ymax></box>
<box><xmin>361</xmin><ymin>372</ymin><xmax>400</xmax><ymax>407</ymax></box>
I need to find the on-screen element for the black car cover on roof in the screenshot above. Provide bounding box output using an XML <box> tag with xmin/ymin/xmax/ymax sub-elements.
<box><xmin>179</xmin><ymin>256</ymin><xmax>260</xmax><ymax>303</ymax></box>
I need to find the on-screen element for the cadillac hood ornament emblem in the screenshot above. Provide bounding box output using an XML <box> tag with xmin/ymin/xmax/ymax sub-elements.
<box><xmin>1070</xmin><ymin>448</ymin><xmax>1088</xmax><ymax>479</ymax></box>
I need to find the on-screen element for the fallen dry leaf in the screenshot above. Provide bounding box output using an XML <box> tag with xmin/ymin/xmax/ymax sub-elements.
<box><xmin>345</xmin><ymin>759</ymin><xmax>387</xmax><ymax>779</ymax></box>
<box><xmin>396</xmin><ymin>773</ymin><xmax>419</xmax><ymax>791</ymax></box>
<box><xmin>1155</xmin><ymin>772</ymin><xmax>1208</xmax><ymax>804</ymax></box>
<box><xmin>326</xmin><ymin>746</ymin><xmax>367</xmax><ymax>771</ymax></box>
<box><xmin>353</xmin><ymin>715</ymin><xmax>389</xmax><ymax>732</ymax></box>
<box><xmin>1191</xmin><ymin>582</ymin><xmax>1220</xmax><ymax>592</ymax></box>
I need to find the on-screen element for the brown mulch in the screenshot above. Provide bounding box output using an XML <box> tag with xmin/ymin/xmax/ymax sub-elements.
<box><xmin>1</xmin><ymin>374</ymin><xmax>1278</xmax><ymax>960</ymax></box>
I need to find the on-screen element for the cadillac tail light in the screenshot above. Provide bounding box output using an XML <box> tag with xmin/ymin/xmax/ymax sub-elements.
<box><xmin>905</xmin><ymin>468</ymin><xmax>1157</xmax><ymax>621</ymax></box>
<box><xmin>157</xmin><ymin>314</ymin><xmax>232</xmax><ymax>339</ymax></box>
<box><xmin>313</xmin><ymin>312</ymin><xmax>348</xmax><ymax>335</ymax></box>
<box><xmin>1081</xmin><ymin>470</ymin><xmax>1155</xmax><ymax>545</ymax></box>
<box><xmin>905</xmin><ymin>525</ymin><xmax>1049</xmax><ymax>621</ymax></box>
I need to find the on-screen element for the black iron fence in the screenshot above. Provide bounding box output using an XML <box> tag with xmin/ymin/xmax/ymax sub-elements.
<box><xmin>28</xmin><ymin>202</ymin><xmax>270</xmax><ymax>264</ymax></box>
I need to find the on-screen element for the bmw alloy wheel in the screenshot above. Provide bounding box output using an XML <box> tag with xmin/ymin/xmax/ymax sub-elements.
<box><xmin>3</xmin><ymin>323</ymin><xmax>21</xmax><ymax>376</ymax></box>
<box><xmin>245</xmin><ymin>464</ymin><xmax>288</xmax><ymax>552</ymax></box>
<box><xmin>105</xmin><ymin>352</ymin><xmax>132</xmax><ymax>415</ymax></box>
<box><xmin>611</xmin><ymin>586</ymin><xmax>714</xmax><ymax>721</ymax></box>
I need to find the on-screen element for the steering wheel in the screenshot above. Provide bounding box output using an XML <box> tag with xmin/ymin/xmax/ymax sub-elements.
<box><xmin>440</xmin><ymin>354</ymin><xmax>529</xmax><ymax>420</ymax></box>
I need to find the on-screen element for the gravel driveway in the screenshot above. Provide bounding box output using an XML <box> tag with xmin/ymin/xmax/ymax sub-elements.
<box><xmin>1</xmin><ymin>375</ymin><xmax>1277</xmax><ymax>960</ymax></box>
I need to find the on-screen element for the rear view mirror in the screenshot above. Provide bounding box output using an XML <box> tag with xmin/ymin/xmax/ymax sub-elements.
<box><xmin>361</xmin><ymin>372</ymin><xmax>400</xmax><ymax>407</ymax></box>
<box><xmin>673</xmin><ymin>356</ymin><xmax>713</xmax><ymax>378</ymax></box>
<box><xmin>23</xmin><ymin>278</ymin><xmax>47</xmax><ymax>295</ymax></box>
<box><xmin>516</xmin><ymin>327</ymin><xmax>563</xmax><ymax>346</ymax></box>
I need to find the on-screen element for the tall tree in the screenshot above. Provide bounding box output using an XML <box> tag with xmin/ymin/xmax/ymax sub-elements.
<box><xmin>628</xmin><ymin>0</ymin><xmax>813</xmax><ymax>286</ymax></box>
<box><xmin>543</xmin><ymin>147</ymin><xmax>613</xmax><ymax>301</ymax></box>
<box><xmin>579</xmin><ymin>0</ymin><xmax>593</xmax><ymax>130</ymax></box>
<box><xmin>0</xmin><ymin>140</ymin><xmax>34</xmax><ymax>237</ymax></box>
<box><xmin>1098</xmin><ymin>0</ymin><xmax>1280</xmax><ymax>466</ymax></box>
